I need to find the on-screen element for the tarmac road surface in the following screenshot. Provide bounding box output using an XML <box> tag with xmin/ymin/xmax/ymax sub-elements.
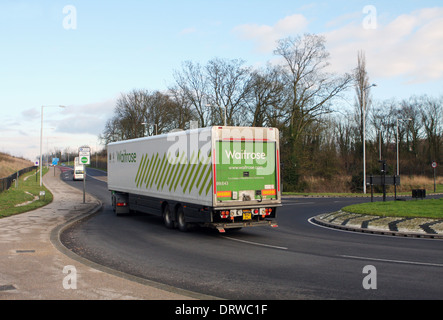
<box><xmin>61</xmin><ymin>167</ymin><xmax>443</xmax><ymax>300</ymax></box>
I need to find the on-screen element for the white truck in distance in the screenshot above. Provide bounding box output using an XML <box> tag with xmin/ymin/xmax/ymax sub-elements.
<box><xmin>107</xmin><ymin>126</ymin><xmax>281</xmax><ymax>233</ymax></box>
<box><xmin>73</xmin><ymin>157</ymin><xmax>85</xmax><ymax>181</ymax></box>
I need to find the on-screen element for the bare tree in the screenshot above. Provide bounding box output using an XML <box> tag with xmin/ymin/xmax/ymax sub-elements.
<box><xmin>205</xmin><ymin>58</ymin><xmax>251</xmax><ymax>126</ymax></box>
<box><xmin>399</xmin><ymin>96</ymin><xmax>423</xmax><ymax>163</ymax></box>
<box><xmin>333</xmin><ymin>113</ymin><xmax>356</xmax><ymax>174</ymax></box>
<box><xmin>144</xmin><ymin>90</ymin><xmax>192</xmax><ymax>134</ymax></box>
<box><xmin>245</xmin><ymin>64</ymin><xmax>285</xmax><ymax>127</ymax></box>
<box><xmin>100</xmin><ymin>116</ymin><xmax>121</xmax><ymax>144</ymax></box>
<box><xmin>172</xmin><ymin>58</ymin><xmax>252</xmax><ymax>127</ymax></box>
<box><xmin>100</xmin><ymin>89</ymin><xmax>190</xmax><ymax>144</ymax></box>
<box><xmin>114</xmin><ymin>89</ymin><xmax>149</xmax><ymax>139</ymax></box>
<box><xmin>167</xmin><ymin>87</ymin><xmax>196</xmax><ymax>130</ymax></box>
<box><xmin>172</xmin><ymin>61</ymin><xmax>211</xmax><ymax>127</ymax></box>
<box><xmin>274</xmin><ymin>34</ymin><xmax>352</xmax><ymax>189</ymax></box>
<box><xmin>275</xmin><ymin>34</ymin><xmax>352</xmax><ymax>140</ymax></box>
<box><xmin>421</xmin><ymin>95</ymin><xmax>442</xmax><ymax>163</ymax></box>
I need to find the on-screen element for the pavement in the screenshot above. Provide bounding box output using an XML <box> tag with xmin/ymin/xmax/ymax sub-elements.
<box><xmin>0</xmin><ymin>167</ymin><xmax>201</xmax><ymax>300</ymax></box>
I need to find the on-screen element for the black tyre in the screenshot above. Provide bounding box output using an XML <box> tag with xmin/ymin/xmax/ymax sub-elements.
<box><xmin>177</xmin><ymin>206</ymin><xmax>189</xmax><ymax>232</ymax></box>
<box><xmin>163</xmin><ymin>204</ymin><xmax>174</xmax><ymax>229</ymax></box>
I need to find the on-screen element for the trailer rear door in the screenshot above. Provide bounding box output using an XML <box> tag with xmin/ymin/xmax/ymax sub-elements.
<box><xmin>214</xmin><ymin>138</ymin><xmax>278</xmax><ymax>203</ymax></box>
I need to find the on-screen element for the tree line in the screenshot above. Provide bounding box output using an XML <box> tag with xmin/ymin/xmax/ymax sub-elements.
<box><xmin>100</xmin><ymin>33</ymin><xmax>442</xmax><ymax>192</ymax></box>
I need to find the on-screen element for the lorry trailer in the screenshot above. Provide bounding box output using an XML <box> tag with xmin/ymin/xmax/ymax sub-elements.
<box><xmin>107</xmin><ymin>126</ymin><xmax>280</xmax><ymax>232</ymax></box>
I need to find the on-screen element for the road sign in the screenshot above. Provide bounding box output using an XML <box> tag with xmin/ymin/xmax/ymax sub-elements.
<box><xmin>367</xmin><ymin>175</ymin><xmax>400</xmax><ymax>186</ymax></box>
<box><xmin>52</xmin><ymin>158</ymin><xmax>59</xmax><ymax>166</ymax></box>
<box><xmin>432</xmin><ymin>161</ymin><xmax>438</xmax><ymax>168</ymax></box>
<box><xmin>78</xmin><ymin>147</ymin><xmax>91</xmax><ymax>204</ymax></box>
<box><xmin>79</xmin><ymin>146</ymin><xmax>90</xmax><ymax>165</ymax></box>
<box><xmin>79</xmin><ymin>147</ymin><xmax>91</xmax><ymax>153</ymax></box>
<box><xmin>80</xmin><ymin>155</ymin><xmax>90</xmax><ymax>165</ymax></box>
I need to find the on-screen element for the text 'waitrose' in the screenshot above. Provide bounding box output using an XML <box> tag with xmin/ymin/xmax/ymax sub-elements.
<box><xmin>117</xmin><ymin>151</ymin><xmax>137</xmax><ymax>163</ymax></box>
<box><xmin>225</xmin><ymin>150</ymin><xmax>266</xmax><ymax>160</ymax></box>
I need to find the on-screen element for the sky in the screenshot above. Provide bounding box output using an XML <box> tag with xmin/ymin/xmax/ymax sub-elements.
<box><xmin>1</xmin><ymin>0</ymin><xmax>442</xmax><ymax>161</ymax></box>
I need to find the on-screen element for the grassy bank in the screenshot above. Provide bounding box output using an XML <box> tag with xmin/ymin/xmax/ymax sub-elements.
<box><xmin>0</xmin><ymin>168</ymin><xmax>53</xmax><ymax>218</ymax></box>
<box><xmin>342</xmin><ymin>198</ymin><xmax>443</xmax><ymax>219</ymax></box>
<box><xmin>0</xmin><ymin>152</ymin><xmax>34</xmax><ymax>178</ymax></box>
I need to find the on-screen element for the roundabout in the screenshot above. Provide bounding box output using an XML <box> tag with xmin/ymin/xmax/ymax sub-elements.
<box><xmin>312</xmin><ymin>209</ymin><xmax>443</xmax><ymax>239</ymax></box>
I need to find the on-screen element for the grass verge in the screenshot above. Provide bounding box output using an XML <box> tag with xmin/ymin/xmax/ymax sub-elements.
<box><xmin>283</xmin><ymin>175</ymin><xmax>443</xmax><ymax>195</ymax></box>
<box><xmin>283</xmin><ymin>183</ymin><xmax>443</xmax><ymax>197</ymax></box>
<box><xmin>0</xmin><ymin>168</ymin><xmax>53</xmax><ymax>218</ymax></box>
<box><xmin>342</xmin><ymin>198</ymin><xmax>443</xmax><ymax>219</ymax></box>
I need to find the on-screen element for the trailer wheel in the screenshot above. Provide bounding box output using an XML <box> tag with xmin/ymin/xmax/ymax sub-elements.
<box><xmin>177</xmin><ymin>206</ymin><xmax>189</xmax><ymax>232</ymax></box>
<box><xmin>163</xmin><ymin>204</ymin><xmax>174</xmax><ymax>229</ymax></box>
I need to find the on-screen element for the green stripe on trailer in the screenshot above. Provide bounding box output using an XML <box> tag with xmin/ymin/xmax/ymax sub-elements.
<box><xmin>135</xmin><ymin>150</ymin><xmax>213</xmax><ymax>196</ymax></box>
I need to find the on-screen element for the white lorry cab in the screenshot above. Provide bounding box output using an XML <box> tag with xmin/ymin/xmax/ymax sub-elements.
<box><xmin>107</xmin><ymin>126</ymin><xmax>281</xmax><ymax>233</ymax></box>
<box><xmin>73</xmin><ymin>157</ymin><xmax>85</xmax><ymax>181</ymax></box>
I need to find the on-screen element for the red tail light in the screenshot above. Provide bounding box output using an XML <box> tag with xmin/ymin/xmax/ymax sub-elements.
<box><xmin>220</xmin><ymin>210</ymin><xmax>229</xmax><ymax>219</ymax></box>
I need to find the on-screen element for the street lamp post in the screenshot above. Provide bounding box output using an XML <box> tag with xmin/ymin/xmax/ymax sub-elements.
<box><xmin>39</xmin><ymin>105</ymin><xmax>65</xmax><ymax>187</ymax></box>
<box><xmin>396</xmin><ymin>118</ymin><xmax>412</xmax><ymax>176</ymax></box>
<box><xmin>362</xmin><ymin>84</ymin><xmax>377</xmax><ymax>194</ymax></box>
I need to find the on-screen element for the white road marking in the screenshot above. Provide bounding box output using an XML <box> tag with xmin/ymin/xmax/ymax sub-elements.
<box><xmin>282</xmin><ymin>202</ymin><xmax>315</xmax><ymax>206</ymax></box>
<box><xmin>222</xmin><ymin>236</ymin><xmax>288</xmax><ymax>250</ymax></box>
<box><xmin>340</xmin><ymin>255</ymin><xmax>443</xmax><ymax>268</ymax></box>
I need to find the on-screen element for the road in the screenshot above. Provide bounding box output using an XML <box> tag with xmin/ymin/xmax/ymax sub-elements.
<box><xmin>60</xmin><ymin>167</ymin><xmax>443</xmax><ymax>300</ymax></box>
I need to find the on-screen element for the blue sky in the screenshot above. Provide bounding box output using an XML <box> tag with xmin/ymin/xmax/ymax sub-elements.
<box><xmin>1</xmin><ymin>0</ymin><xmax>442</xmax><ymax>160</ymax></box>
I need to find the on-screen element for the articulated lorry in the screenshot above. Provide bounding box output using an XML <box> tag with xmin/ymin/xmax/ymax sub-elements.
<box><xmin>107</xmin><ymin>126</ymin><xmax>281</xmax><ymax>232</ymax></box>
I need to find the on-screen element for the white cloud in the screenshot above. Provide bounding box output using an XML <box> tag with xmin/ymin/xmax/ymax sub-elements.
<box><xmin>179</xmin><ymin>27</ymin><xmax>197</xmax><ymax>35</ymax></box>
<box><xmin>323</xmin><ymin>7</ymin><xmax>443</xmax><ymax>83</ymax></box>
<box><xmin>21</xmin><ymin>107</ymin><xmax>40</xmax><ymax>121</ymax></box>
<box><xmin>233</xmin><ymin>14</ymin><xmax>309</xmax><ymax>52</ymax></box>
<box><xmin>233</xmin><ymin>7</ymin><xmax>443</xmax><ymax>85</ymax></box>
<box><xmin>55</xmin><ymin>98</ymin><xmax>116</xmax><ymax>135</ymax></box>
<box><xmin>3</xmin><ymin>97</ymin><xmax>116</xmax><ymax>161</ymax></box>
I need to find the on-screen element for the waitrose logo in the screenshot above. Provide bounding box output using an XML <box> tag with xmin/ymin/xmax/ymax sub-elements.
<box><xmin>225</xmin><ymin>149</ymin><xmax>266</xmax><ymax>160</ymax></box>
<box><xmin>117</xmin><ymin>150</ymin><xmax>137</xmax><ymax>163</ymax></box>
